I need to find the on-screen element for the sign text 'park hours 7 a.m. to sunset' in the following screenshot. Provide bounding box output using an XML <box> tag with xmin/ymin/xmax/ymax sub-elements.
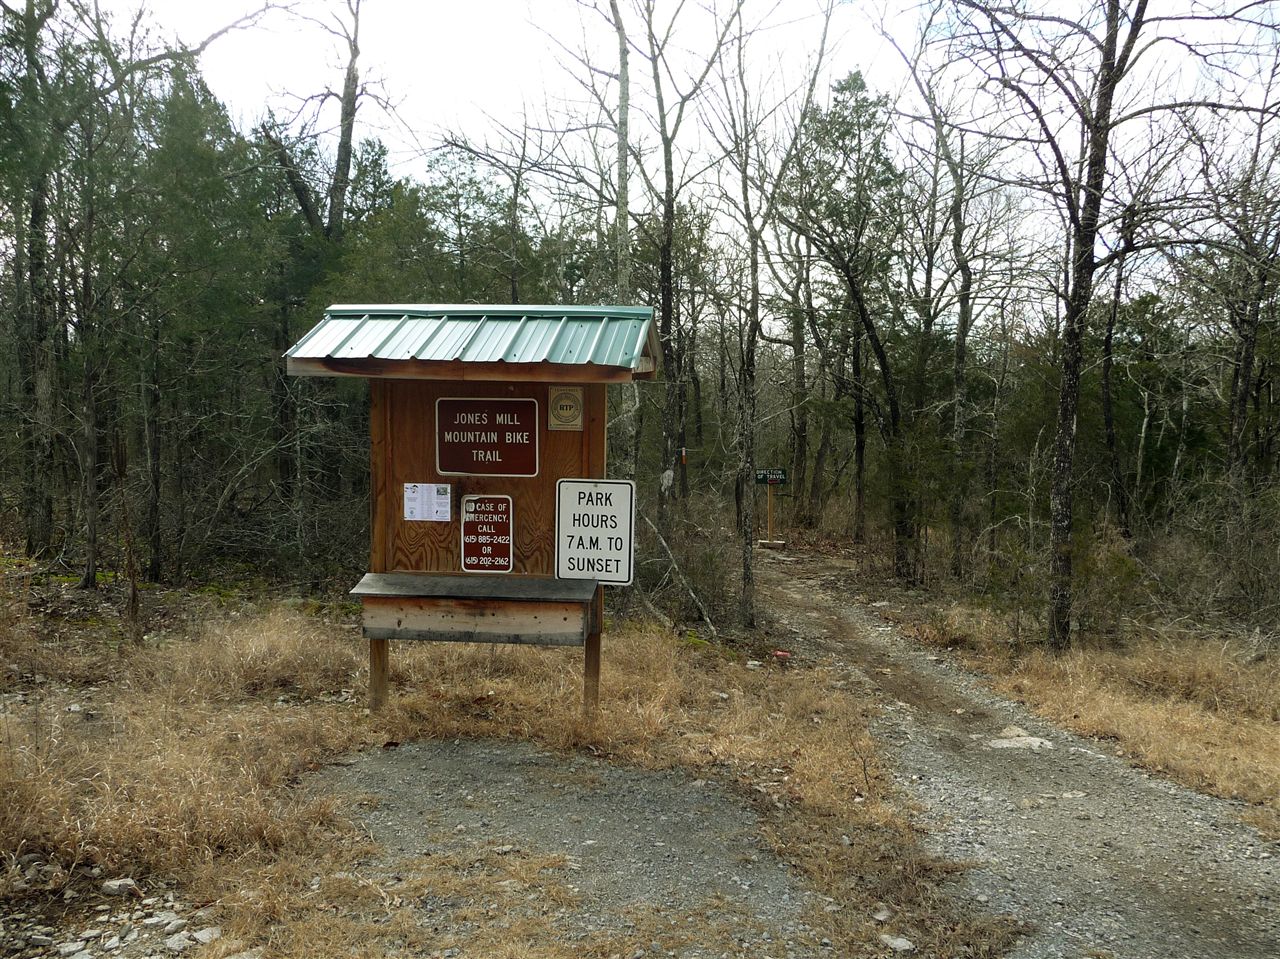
<box><xmin>555</xmin><ymin>479</ymin><xmax>635</xmax><ymax>585</ymax></box>
<box><xmin>436</xmin><ymin>397</ymin><xmax>539</xmax><ymax>477</ymax></box>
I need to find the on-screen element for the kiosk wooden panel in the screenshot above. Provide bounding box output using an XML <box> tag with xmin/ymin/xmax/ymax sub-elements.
<box><xmin>373</xmin><ymin>381</ymin><xmax>606</xmax><ymax>577</ymax></box>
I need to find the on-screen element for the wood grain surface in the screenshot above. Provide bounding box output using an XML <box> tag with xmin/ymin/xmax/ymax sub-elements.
<box><xmin>372</xmin><ymin>380</ymin><xmax>606</xmax><ymax>577</ymax></box>
<box><xmin>361</xmin><ymin>595</ymin><xmax>588</xmax><ymax>646</ymax></box>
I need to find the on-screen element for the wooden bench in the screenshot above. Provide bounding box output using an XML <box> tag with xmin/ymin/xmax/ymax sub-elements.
<box><xmin>350</xmin><ymin>572</ymin><xmax>603</xmax><ymax>713</ymax></box>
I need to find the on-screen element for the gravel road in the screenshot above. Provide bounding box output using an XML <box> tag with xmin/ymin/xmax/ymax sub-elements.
<box><xmin>758</xmin><ymin>551</ymin><xmax>1279</xmax><ymax>959</ymax></box>
<box><xmin>317</xmin><ymin>739</ymin><xmax>829</xmax><ymax>958</ymax></box>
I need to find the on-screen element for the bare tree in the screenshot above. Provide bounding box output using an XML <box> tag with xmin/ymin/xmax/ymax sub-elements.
<box><xmin>1179</xmin><ymin>57</ymin><xmax>1280</xmax><ymax>489</ymax></box>
<box><xmin>259</xmin><ymin>0</ymin><xmax>366</xmax><ymax>244</ymax></box>
<box><xmin>631</xmin><ymin>0</ymin><xmax>742</xmax><ymax>527</ymax></box>
<box><xmin>780</xmin><ymin>71</ymin><xmax>920</xmax><ymax>579</ymax></box>
<box><xmin>704</xmin><ymin>0</ymin><xmax>830</xmax><ymax>625</ymax></box>
<box><xmin>947</xmin><ymin>0</ymin><xmax>1277</xmax><ymax>649</ymax></box>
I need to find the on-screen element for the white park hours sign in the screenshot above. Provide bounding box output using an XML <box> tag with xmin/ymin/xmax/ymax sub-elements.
<box><xmin>555</xmin><ymin>479</ymin><xmax>635</xmax><ymax>585</ymax></box>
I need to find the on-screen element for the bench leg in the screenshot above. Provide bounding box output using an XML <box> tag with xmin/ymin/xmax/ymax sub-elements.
<box><xmin>583</xmin><ymin>629</ymin><xmax>601</xmax><ymax>718</ymax></box>
<box><xmin>370</xmin><ymin>637</ymin><xmax>389</xmax><ymax>711</ymax></box>
<box><xmin>583</xmin><ymin>587</ymin><xmax>603</xmax><ymax>719</ymax></box>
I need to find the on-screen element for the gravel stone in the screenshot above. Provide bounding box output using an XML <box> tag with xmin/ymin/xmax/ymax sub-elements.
<box><xmin>878</xmin><ymin>933</ymin><xmax>915</xmax><ymax>952</ymax></box>
<box><xmin>191</xmin><ymin>927</ymin><xmax>220</xmax><ymax>945</ymax></box>
<box><xmin>100</xmin><ymin>878</ymin><xmax>140</xmax><ymax>897</ymax></box>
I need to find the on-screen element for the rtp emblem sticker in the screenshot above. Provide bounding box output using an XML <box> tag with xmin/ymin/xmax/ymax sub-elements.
<box><xmin>548</xmin><ymin>386</ymin><xmax>584</xmax><ymax>431</ymax></box>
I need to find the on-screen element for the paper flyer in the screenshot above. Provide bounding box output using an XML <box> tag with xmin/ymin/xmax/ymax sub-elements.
<box><xmin>404</xmin><ymin>483</ymin><xmax>451</xmax><ymax>522</ymax></box>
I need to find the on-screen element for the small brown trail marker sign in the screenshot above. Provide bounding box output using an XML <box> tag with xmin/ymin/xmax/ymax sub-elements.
<box><xmin>754</xmin><ymin>468</ymin><xmax>787</xmax><ymax>547</ymax></box>
<box><xmin>461</xmin><ymin>495</ymin><xmax>513</xmax><ymax>573</ymax></box>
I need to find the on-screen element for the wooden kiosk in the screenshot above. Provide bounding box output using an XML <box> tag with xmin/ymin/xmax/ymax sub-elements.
<box><xmin>286</xmin><ymin>304</ymin><xmax>658</xmax><ymax>713</ymax></box>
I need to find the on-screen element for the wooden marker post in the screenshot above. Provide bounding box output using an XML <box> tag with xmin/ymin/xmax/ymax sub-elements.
<box><xmin>755</xmin><ymin>468</ymin><xmax>788</xmax><ymax>549</ymax></box>
<box><xmin>767</xmin><ymin>483</ymin><xmax>776</xmax><ymax>541</ymax></box>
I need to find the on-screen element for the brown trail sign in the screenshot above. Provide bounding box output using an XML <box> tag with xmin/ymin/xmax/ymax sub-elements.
<box><xmin>754</xmin><ymin>468</ymin><xmax>787</xmax><ymax>548</ymax></box>
<box><xmin>461</xmin><ymin>495</ymin><xmax>513</xmax><ymax>573</ymax></box>
<box><xmin>437</xmin><ymin>398</ymin><xmax>538</xmax><ymax>476</ymax></box>
<box><xmin>287</xmin><ymin>304</ymin><xmax>658</xmax><ymax>715</ymax></box>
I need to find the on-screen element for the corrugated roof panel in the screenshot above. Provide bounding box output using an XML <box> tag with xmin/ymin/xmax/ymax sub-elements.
<box><xmin>590</xmin><ymin>318</ymin><xmax>621</xmax><ymax>365</ymax></box>
<box><xmin>462</xmin><ymin>317</ymin><xmax>510</xmax><ymax>362</ymax></box>
<box><xmin>339</xmin><ymin>318</ymin><xmax>403</xmax><ymax>358</ymax></box>
<box><xmin>622</xmin><ymin>317</ymin><xmax>648</xmax><ymax>363</ymax></box>
<box><xmin>289</xmin><ymin>316</ymin><xmax>364</xmax><ymax>358</ymax></box>
<box><xmin>510</xmin><ymin>316</ymin><xmax>560</xmax><ymax>361</ymax></box>
<box><xmin>287</xmin><ymin>305</ymin><xmax>656</xmax><ymax>373</ymax></box>
<box><xmin>591</xmin><ymin>317</ymin><xmax>637</xmax><ymax>366</ymax></box>
<box><xmin>382</xmin><ymin>318</ymin><xmax>436</xmax><ymax>358</ymax></box>
<box><xmin>560</xmin><ymin>319</ymin><xmax>596</xmax><ymax>363</ymax></box>
<box><xmin>421</xmin><ymin>317</ymin><xmax>473</xmax><ymax>360</ymax></box>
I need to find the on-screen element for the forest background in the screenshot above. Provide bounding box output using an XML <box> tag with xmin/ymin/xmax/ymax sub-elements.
<box><xmin>3</xmin><ymin>0</ymin><xmax>1279</xmax><ymax>656</ymax></box>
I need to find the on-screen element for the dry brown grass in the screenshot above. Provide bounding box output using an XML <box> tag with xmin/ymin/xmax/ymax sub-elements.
<box><xmin>910</xmin><ymin>605</ymin><xmax>1280</xmax><ymax>836</ymax></box>
<box><xmin>2</xmin><ymin>594</ymin><xmax>1019</xmax><ymax>958</ymax></box>
<box><xmin>0</xmin><ymin>610</ymin><xmax>367</xmax><ymax>885</ymax></box>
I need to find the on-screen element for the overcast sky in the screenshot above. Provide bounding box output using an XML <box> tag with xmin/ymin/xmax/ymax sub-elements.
<box><xmin>105</xmin><ymin>0</ymin><xmax>901</xmax><ymax>177</ymax></box>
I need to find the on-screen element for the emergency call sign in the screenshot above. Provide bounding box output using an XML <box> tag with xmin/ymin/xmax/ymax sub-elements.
<box><xmin>555</xmin><ymin>479</ymin><xmax>635</xmax><ymax>585</ymax></box>
<box><xmin>436</xmin><ymin>398</ymin><xmax>539</xmax><ymax>477</ymax></box>
<box><xmin>461</xmin><ymin>495</ymin><xmax>514</xmax><ymax>573</ymax></box>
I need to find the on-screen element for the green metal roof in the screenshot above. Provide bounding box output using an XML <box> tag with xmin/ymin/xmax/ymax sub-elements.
<box><xmin>286</xmin><ymin>304</ymin><xmax>658</xmax><ymax>380</ymax></box>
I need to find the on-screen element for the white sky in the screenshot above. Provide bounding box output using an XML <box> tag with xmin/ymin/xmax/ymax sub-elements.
<box><xmin>107</xmin><ymin>0</ymin><xmax>905</xmax><ymax>177</ymax></box>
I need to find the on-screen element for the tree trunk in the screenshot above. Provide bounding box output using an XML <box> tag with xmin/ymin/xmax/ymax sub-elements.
<box><xmin>78</xmin><ymin>349</ymin><xmax>99</xmax><ymax>589</ymax></box>
<box><xmin>15</xmin><ymin>2</ymin><xmax>57</xmax><ymax>559</ymax></box>
<box><xmin>609</xmin><ymin>0</ymin><xmax>631</xmax><ymax>299</ymax></box>
<box><xmin>647</xmin><ymin>22</ymin><xmax>681</xmax><ymax>532</ymax></box>
<box><xmin>737</xmin><ymin>232</ymin><xmax>761</xmax><ymax>627</ymax></box>
<box><xmin>739</xmin><ymin>334</ymin><xmax>758</xmax><ymax>627</ymax></box>
<box><xmin>1049</xmin><ymin>283</ymin><xmax>1093</xmax><ymax>651</ymax></box>
<box><xmin>946</xmin><ymin>145</ymin><xmax>974</xmax><ymax>579</ymax></box>
<box><xmin>22</xmin><ymin>171</ymin><xmax>57</xmax><ymax>559</ymax></box>
<box><xmin>1226</xmin><ymin>292</ymin><xmax>1263</xmax><ymax>486</ymax></box>
<box><xmin>1102</xmin><ymin>263</ymin><xmax>1131</xmax><ymax>536</ymax></box>
<box><xmin>144</xmin><ymin>319</ymin><xmax>163</xmax><ymax>582</ymax></box>
<box><xmin>851</xmin><ymin>329</ymin><xmax>866</xmax><ymax>544</ymax></box>
<box><xmin>77</xmin><ymin>117</ymin><xmax>100</xmax><ymax>590</ymax></box>
<box><xmin>273</xmin><ymin>289</ymin><xmax>295</xmax><ymax>499</ymax></box>
<box><xmin>1047</xmin><ymin>0</ymin><xmax>1135</xmax><ymax>652</ymax></box>
<box><xmin>630</xmin><ymin>383</ymin><xmax>644</xmax><ymax>482</ymax></box>
<box><xmin>657</xmin><ymin>183</ymin><xmax>678</xmax><ymax>527</ymax></box>
<box><xmin>325</xmin><ymin>8</ymin><xmax>361</xmax><ymax>243</ymax></box>
<box><xmin>790</xmin><ymin>272</ymin><xmax>810</xmax><ymax>526</ymax></box>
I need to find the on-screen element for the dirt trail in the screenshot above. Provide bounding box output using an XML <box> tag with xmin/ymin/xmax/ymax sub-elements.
<box><xmin>758</xmin><ymin>551</ymin><xmax>1278</xmax><ymax>959</ymax></box>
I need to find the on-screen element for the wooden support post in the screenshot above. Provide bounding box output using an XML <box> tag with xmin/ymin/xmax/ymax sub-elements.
<box><xmin>758</xmin><ymin>481</ymin><xmax>785</xmax><ymax>549</ymax></box>
<box><xmin>369</xmin><ymin>638</ymin><xmax>389</xmax><ymax>711</ymax></box>
<box><xmin>583</xmin><ymin>586</ymin><xmax>603</xmax><ymax>719</ymax></box>
<box><xmin>767</xmin><ymin>484</ymin><xmax>775</xmax><ymax>541</ymax></box>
